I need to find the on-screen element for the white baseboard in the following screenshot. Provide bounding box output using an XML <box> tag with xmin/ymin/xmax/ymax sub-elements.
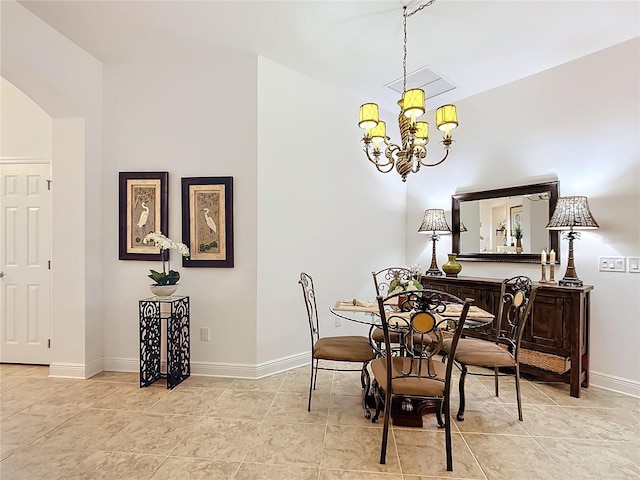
<box><xmin>53</xmin><ymin>356</ymin><xmax>640</xmax><ymax>397</ymax></box>
<box><xmin>49</xmin><ymin>360</ymin><xmax>101</xmax><ymax>380</ymax></box>
<box><xmin>589</xmin><ymin>370</ymin><xmax>640</xmax><ymax>398</ymax></box>
<box><xmin>101</xmin><ymin>351</ymin><xmax>310</xmax><ymax>379</ymax></box>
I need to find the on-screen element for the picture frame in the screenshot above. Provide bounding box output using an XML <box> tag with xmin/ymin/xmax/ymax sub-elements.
<box><xmin>181</xmin><ymin>176</ymin><xmax>234</xmax><ymax>268</ymax></box>
<box><xmin>118</xmin><ymin>172</ymin><xmax>169</xmax><ymax>261</ymax></box>
<box><xmin>510</xmin><ymin>204</ymin><xmax>523</xmax><ymax>234</ymax></box>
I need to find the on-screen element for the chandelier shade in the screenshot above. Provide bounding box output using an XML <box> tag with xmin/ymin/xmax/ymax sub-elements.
<box><xmin>357</xmin><ymin>1</ymin><xmax>458</xmax><ymax>182</ymax></box>
<box><xmin>402</xmin><ymin>88</ymin><xmax>426</xmax><ymax>119</ymax></box>
<box><xmin>436</xmin><ymin>104</ymin><xmax>459</xmax><ymax>133</ymax></box>
<box><xmin>358</xmin><ymin>103</ymin><xmax>379</xmax><ymax>130</ymax></box>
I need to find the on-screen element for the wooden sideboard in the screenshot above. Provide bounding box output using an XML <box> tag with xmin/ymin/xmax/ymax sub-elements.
<box><xmin>421</xmin><ymin>276</ymin><xmax>592</xmax><ymax>398</ymax></box>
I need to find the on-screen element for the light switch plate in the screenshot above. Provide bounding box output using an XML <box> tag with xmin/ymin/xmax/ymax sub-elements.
<box><xmin>599</xmin><ymin>256</ymin><xmax>626</xmax><ymax>272</ymax></box>
<box><xmin>628</xmin><ymin>257</ymin><xmax>640</xmax><ymax>273</ymax></box>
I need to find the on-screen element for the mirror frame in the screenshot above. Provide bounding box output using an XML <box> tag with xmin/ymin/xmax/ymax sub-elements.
<box><xmin>452</xmin><ymin>181</ymin><xmax>559</xmax><ymax>263</ymax></box>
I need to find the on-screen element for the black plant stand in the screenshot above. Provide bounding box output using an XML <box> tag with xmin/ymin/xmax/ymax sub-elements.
<box><xmin>139</xmin><ymin>295</ymin><xmax>190</xmax><ymax>389</ymax></box>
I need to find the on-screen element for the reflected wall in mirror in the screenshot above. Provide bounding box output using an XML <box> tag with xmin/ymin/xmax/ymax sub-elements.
<box><xmin>452</xmin><ymin>181</ymin><xmax>559</xmax><ymax>263</ymax></box>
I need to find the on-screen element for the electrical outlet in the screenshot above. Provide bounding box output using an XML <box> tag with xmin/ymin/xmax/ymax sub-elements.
<box><xmin>200</xmin><ymin>327</ymin><xmax>210</xmax><ymax>341</ymax></box>
<box><xmin>598</xmin><ymin>256</ymin><xmax>626</xmax><ymax>272</ymax></box>
<box><xmin>334</xmin><ymin>317</ymin><xmax>341</xmax><ymax>327</ymax></box>
<box><xmin>628</xmin><ymin>257</ymin><xmax>640</xmax><ymax>273</ymax></box>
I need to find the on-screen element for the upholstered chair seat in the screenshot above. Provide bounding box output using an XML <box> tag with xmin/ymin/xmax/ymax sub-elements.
<box><xmin>443</xmin><ymin>338</ymin><xmax>516</xmax><ymax>367</ymax></box>
<box><xmin>314</xmin><ymin>336</ymin><xmax>376</xmax><ymax>362</ymax></box>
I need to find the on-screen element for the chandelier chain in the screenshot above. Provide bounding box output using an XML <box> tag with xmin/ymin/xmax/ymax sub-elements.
<box><xmin>358</xmin><ymin>0</ymin><xmax>456</xmax><ymax>182</ymax></box>
<box><xmin>402</xmin><ymin>0</ymin><xmax>438</xmax><ymax>94</ymax></box>
<box><xmin>406</xmin><ymin>0</ymin><xmax>438</xmax><ymax>18</ymax></box>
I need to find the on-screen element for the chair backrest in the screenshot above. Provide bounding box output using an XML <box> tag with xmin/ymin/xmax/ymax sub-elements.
<box><xmin>299</xmin><ymin>272</ymin><xmax>320</xmax><ymax>346</ymax></box>
<box><xmin>495</xmin><ymin>276</ymin><xmax>538</xmax><ymax>359</ymax></box>
<box><xmin>372</xmin><ymin>267</ymin><xmax>413</xmax><ymax>296</ymax></box>
<box><xmin>375</xmin><ymin>289</ymin><xmax>473</xmax><ymax>393</ymax></box>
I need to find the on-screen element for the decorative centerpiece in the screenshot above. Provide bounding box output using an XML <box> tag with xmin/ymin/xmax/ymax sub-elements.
<box><xmin>143</xmin><ymin>232</ymin><xmax>190</xmax><ymax>298</ymax></box>
<box><xmin>388</xmin><ymin>276</ymin><xmax>422</xmax><ymax>311</ymax></box>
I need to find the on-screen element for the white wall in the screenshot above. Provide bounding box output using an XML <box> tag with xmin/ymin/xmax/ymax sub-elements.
<box><xmin>407</xmin><ymin>38</ymin><xmax>640</xmax><ymax>395</ymax></box>
<box><xmin>1</xmin><ymin>0</ymin><xmax>103</xmax><ymax>377</ymax></box>
<box><xmin>0</xmin><ymin>77</ymin><xmax>52</xmax><ymax>158</ymax></box>
<box><xmin>255</xmin><ymin>58</ymin><xmax>407</xmax><ymax>368</ymax></box>
<box><xmin>101</xmin><ymin>53</ymin><xmax>259</xmax><ymax>371</ymax></box>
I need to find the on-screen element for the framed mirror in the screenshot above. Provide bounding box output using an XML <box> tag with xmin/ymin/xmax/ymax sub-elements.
<box><xmin>452</xmin><ymin>181</ymin><xmax>559</xmax><ymax>263</ymax></box>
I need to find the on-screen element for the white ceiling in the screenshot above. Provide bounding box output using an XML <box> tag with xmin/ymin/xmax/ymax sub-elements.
<box><xmin>18</xmin><ymin>0</ymin><xmax>640</xmax><ymax>112</ymax></box>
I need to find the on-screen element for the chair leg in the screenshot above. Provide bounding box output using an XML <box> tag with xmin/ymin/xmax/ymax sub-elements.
<box><xmin>456</xmin><ymin>364</ymin><xmax>468</xmax><ymax>421</ymax></box>
<box><xmin>494</xmin><ymin>366</ymin><xmax>499</xmax><ymax>397</ymax></box>
<box><xmin>361</xmin><ymin>363</ymin><xmax>372</xmax><ymax>419</ymax></box>
<box><xmin>515</xmin><ymin>363</ymin><xmax>523</xmax><ymax>421</ymax></box>
<box><xmin>307</xmin><ymin>358</ymin><xmax>315</xmax><ymax>412</ymax></box>
<box><xmin>444</xmin><ymin>395</ymin><xmax>453</xmax><ymax>471</ymax></box>
<box><xmin>379</xmin><ymin>389</ymin><xmax>391</xmax><ymax>464</ymax></box>
<box><xmin>371</xmin><ymin>380</ymin><xmax>383</xmax><ymax>423</ymax></box>
<box><xmin>436</xmin><ymin>399</ymin><xmax>444</xmax><ymax>428</ymax></box>
<box><xmin>312</xmin><ymin>359</ymin><xmax>319</xmax><ymax>390</ymax></box>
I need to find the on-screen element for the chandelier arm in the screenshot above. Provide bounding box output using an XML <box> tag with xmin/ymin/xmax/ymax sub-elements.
<box><xmin>363</xmin><ymin>146</ymin><xmax>394</xmax><ymax>173</ymax></box>
<box><xmin>417</xmin><ymin>149</ymin><xmax>450</xmax><ymax>168</ymax></box>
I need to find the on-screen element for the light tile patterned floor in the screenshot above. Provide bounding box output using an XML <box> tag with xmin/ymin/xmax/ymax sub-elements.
<box><xmin>1</xmin><ymin>363</ymin><xmax>639</xmax><ymax>479</ymax></box>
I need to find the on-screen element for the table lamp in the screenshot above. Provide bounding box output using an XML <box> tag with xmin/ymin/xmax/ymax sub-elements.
<box><xmin>545</xmin><ymin>196</ymin><xmax>599</xmax><ymax>287</ymax></box>
<box><xmin>418</xmin><ymin>208</ymin><xmax>451</xmax><ymax>276</ymax></box>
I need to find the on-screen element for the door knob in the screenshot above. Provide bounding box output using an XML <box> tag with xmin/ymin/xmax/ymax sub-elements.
<box><xmin>0</xmin><ymin>271</ymin><xmax>4</xmax><ymax>277</ymax></box>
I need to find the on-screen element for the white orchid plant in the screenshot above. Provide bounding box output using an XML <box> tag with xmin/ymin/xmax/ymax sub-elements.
<box><xmin>388</xmin><ymin>264</ymin><xmax>423</xmax><ymax>295</ymax></box>
<box><xmin>388</xmin><ymin>278</ymin><xmax>422</xmax><ymax>295</ymax></box>
<box><xmin>143</xmin><ymin>232</ymin><xmax>190</xmax><ymax>286</ymax></box>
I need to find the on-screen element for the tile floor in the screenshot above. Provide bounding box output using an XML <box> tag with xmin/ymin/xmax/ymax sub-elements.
<box><xmin>1</xmin><ymin>362</ymin><xmax>639</xmax><ymax>479</ymax></box>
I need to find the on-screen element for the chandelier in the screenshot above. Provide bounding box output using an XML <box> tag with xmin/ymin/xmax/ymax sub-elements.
<box><xmin>358</xmin><ymin>1</ymin><xmax>458</xmax><ymax>182</ymax></box>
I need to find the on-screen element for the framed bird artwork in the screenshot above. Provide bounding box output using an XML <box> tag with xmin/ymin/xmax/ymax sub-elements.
<box><xmin>181</xmin><ymin>176</ymin><xmax>234</xmax><ymax>268</ymax></box>
<box><xmin>118</xmin><ymin>171</ymin><xmax>169</xmax><ymax>261</ymax></box>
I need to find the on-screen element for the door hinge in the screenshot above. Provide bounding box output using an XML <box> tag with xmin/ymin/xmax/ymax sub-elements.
<box><xmin>47</xmin><ymin>339</ymin><xmax>51</xmax><ymax>348</ymax></box>
<box><xmin>48</xmin><ymin>260</ymin><xmax>51</xmax><ymax>270</ymax></box>
<box><xmin>47</xmin><ymin>180</ymin><xmax>52</xmax><ymax>190</ymax></box>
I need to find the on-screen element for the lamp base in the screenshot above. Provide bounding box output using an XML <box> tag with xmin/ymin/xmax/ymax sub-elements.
<box><xmin>559</xmin><ymin>277</ymin><xmax>583</xmax><ymax>287</ymax></box>
<box><xmin>426</xmin><ymin>268</ymin><xmax>443</xmax><ymax>277</ymax></box>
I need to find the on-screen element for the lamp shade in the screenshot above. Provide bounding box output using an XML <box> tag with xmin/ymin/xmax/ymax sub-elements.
<box><xmin>418</xmin><ymin>209</ymin><xmax>451</xmax><ymax>233</ymax></box>
<box><xmin>359</xmin><ymin>103</ymin><xmax>379</xmax><ymax>130</ymax></box>
<box><xmin>436</xmin><ymin>104</ymin><xmax>458</xmax><ymax>132</ymax></box>
<box><xmin>546</xmin><ymin>196</ymin><xmax>599</xmax><ymax>230</ymax></box>
<box><xmin>402</xmin><ymin>89</ymin><xmax>426</xmax><ymax>119</ymax></box>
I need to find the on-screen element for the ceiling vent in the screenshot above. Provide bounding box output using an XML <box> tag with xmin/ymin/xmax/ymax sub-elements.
<box><xmin>385</xmin><ymin>66</ymin><xmax>456</xmax><ymax>100</ymax></box>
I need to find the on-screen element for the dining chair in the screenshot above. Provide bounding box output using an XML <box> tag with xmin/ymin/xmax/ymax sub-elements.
<box><xmin>371</xmin><ymin>267</ymin><xmax>433</xmax><ymax>352</ymax></box>
<box><xmin>299</xmin><ymin>272</ymin><xmax>376</xmax><ymax>418</ymax></box>
<box><xmin>371</xmin><ymin>288</ymin><xmax>473</xmax><ymax>470</ymax></box>
<box><xmin>443</xmin><ymin>275</ymin><xmax>538</xmax><ymax>421</ymax></box>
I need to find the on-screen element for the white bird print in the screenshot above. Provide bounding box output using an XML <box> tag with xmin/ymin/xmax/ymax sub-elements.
<box><xmin>201</xmin><ymin>208</ymin><xmax>217</xmax><ymax>238</ymax></box>
<box><xmin>137</xmin><ymin>201</ymin><xmax>149</xmax><ymax>235</ymax></box>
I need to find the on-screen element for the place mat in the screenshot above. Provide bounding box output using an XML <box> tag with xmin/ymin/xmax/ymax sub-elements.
<box><xmin>440</xmin><ymin>304</ymin><xmax>494</xmax><ymax>319</ymax></box>
<box><xmin>332</xmin><ymin>299</ymin><xmax>379</xmax><ymax>313</ymax></box>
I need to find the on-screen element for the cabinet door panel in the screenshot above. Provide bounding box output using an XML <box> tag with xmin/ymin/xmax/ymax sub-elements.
<box><xmin>525</xmin><ymin>294</ymin><xmax>566</xmax><ymax>349</ymax></box>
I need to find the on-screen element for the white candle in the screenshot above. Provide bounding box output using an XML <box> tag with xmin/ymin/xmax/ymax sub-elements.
<box><xmin>541</xmin><ymin>249</ymin><xmax>547</xmax><ymax>264</ymax></box>
<box><xmin>549</xmin><ymin>249</ymin><xmax>556</xmax><ymax>263</ymax></box>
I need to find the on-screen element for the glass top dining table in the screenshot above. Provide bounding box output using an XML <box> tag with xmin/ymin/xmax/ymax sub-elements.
<box><xmin>329</xmin><ymin>298</ymin><xmax>495</xmax><ymax>428</ymax></box>
<box><xmin>329</xmin><ymin>299</ymin><xmax>495</xmax><ymax>331</ymax></box>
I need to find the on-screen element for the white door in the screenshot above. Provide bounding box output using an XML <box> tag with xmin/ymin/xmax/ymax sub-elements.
<box><xmin>0</xmin><ymin>163</ymin><xmax>51</xmax><ymax>364</ymax></box>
